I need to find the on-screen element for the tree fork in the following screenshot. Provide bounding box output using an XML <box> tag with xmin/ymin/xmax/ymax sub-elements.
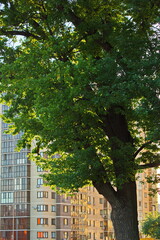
<box><xmin>94</xmin><ymin>180</ymin><xmax>140</xmax><ymax>240</ymax></box>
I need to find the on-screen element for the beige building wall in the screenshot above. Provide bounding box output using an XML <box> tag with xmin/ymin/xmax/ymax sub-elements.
<box><xmin>30</xmin><ymin>161</ymin><xmax>57</xmax><ymax>240</ymax></box>
<box><xmin>70</xmin><ymin>186</ymin><xmax>114</xmax><ymax>240</ymax></box>
<box><xmin>137</xmin><ymin>168</ymin><xmax>158</xmax><ymax>235</ymax></box>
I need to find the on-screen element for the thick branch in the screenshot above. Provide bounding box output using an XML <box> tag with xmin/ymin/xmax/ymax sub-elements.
<box><xmin>93</xmin><ymin>180</ymin><xmax>118</xmax><ymax>206</ymax></box>
<box><xmin>67</xmin><ymin>9</ymin><xmax>113</xmax><ymax>52</ymax></box>
<box><xmin>133</xmin><ymin>140</ymin><xmax>152</xmax><ymax>159</ymax></box>
<box><xmin>100</xmin><ymin>106</ymin><xmax>133</xmax><ymax>143</ymax></box>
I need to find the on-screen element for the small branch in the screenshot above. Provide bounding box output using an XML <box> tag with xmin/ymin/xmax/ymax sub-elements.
<box><xmin>133</xmin><ymin>140</ymin><xmax>152</xmax><ymax>159</ymax></box>
<box><xmin>138</xmin><ymin>161</ymin><xmax>160</xmax><ymax>169</ymax></box>
<box><xmin>0</xmin><ymin>29</ymin><xmax>41</xmax><ymax>40</ymax></box>
<box><xmin>29</xmin><ymin>19</ymin><xmax>47</xmax><ymax>39</ymax></box>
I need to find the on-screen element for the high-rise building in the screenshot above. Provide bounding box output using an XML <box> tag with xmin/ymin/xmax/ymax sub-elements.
<box><xmin>0</xmin><ymin>104</ymin><xmax>31</xmax><ymax>240</ymax></box>
<box><xmin>0</xmin><ymin>104</ymin><xmax>114</xmax><ymax>240</ymax></box>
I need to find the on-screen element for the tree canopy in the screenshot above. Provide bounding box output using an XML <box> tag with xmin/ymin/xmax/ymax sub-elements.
<box><xmin>0</xmin><ymin>1</ymin><xmax>160</xmax><ymax>239</ymax></box>
<box><xmin>142</xmin><ymin>213</ymin><xmax>160</xmax><ymax>239</ymax></box>
<box><xmin>0</xmin><ymin>0</ymin><xmax>159</xmax><ymax>191</ymax></box>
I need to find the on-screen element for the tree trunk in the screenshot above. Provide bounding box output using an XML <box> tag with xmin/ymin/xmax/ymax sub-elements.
<box><xmin>111</xmin><ymin>181</ymin><xmax>139</xmax><ymax>240</ymax></box>
<box><xmin>111</xmin><ymin>202</ymin><xmax>139</xmax><ymax>240</ymax></box>
<box><xmin>94</xmin><ymin>180</ymin><xmax>140</xmax><ymax>240</ymax></box>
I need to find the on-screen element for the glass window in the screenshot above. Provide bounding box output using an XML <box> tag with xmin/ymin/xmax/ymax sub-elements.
<box><xmin>51</xmin><ymin>232</ymin><xmax>56</xmax><ymax>239</ymax></box>
<box><xmin>51</xmin><ymin>205</ymin><xmax>56</xmax><ymax>212</ymax></box>
<box><xmin>37</xmin><ymin>232</ymin><xmax>48</xmax><ymax>238</ymax></box>
<box><xmin>63</xmin><ymin>205</ymin><xmax>68</xmax><ymax>213</ymax></box>
<box><xmin>64</xmin><ymin>232</ymin><xmax>68</xmax><ymax>239</ymax></box>
<box><xmin>37</xmin><ymin>166</ymin><xmax>43</xmax><ymax>172</ymax></box>
<box><xmin>87</xmin><ymin>196</ymin><xmax>91</xmax><ymax>203</ymax></box>
<box><xmin>1</xmin><ymin>192</ymin><xmax>14</xmax><ymax>203</ymax></box>
<box><xmin>51</xmin><ymin>219</ymin><xmax>56</xmax><ymax>225</ymax></box>
<box><xmin>100</xmin><ymin>233</ymin><xmax>103</xmax><ymax>239</ymax></box>
<box><xmin>100</xmin><ymin>210</ymin><xmax>103</xmax><ymax>215</ymax></box>
<box><xmin>37</xmin><ymin>205</ymin><xmax>48</xmax><ymax>212</ymax></box>
<box><xmin>37</xmin><ymin>218</ymin><xmax>48</xmax><ymax>225</ymax></box>
<box><xmin>72</xmin><ymin>218</ymin><xmax>75</xmax><ymax>224</ymax></box>
<box><xmin>64</xmin><ymin>218</ymin><xmax>68</xmax><ymax>225</ymax></box>
<box><xmin>37</xmin><ymin>191</ymin><xmax>48</xmax><ymax>198</ymax></box>
<box><xmin>37</xmin><ymin>178</ymin><xmax>43</xmax><ymax>185</ymax></box>
<box><xmin>51</xmin><ymin>192</ymin><xmax>56</xmax><ymax>199</ymax></box>
<box><xmin>100</xmin><ymin>221</ymin><xmax>103</xmax><ymax>227</ymax></box>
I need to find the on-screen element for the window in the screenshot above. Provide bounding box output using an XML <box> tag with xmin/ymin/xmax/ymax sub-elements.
<box><xmin>80</xmin><ymin>206</ymin><xmax>83</xmax><ymax>213</ymax></box>
<box><xmin>64</xmin><ymin>218</ymin><xmax>68</xmax><ymax>225</ymax></box>
<box><xmin>93</xmin><ymin>221</ymin><xmax>95</xmax><ymax>227</ymax></box>
<box><xmin>37</xmin><ymin>218</ymin><xmax>48</xmax><ymax>225</ymax></box>
<box><xmin>51</xmin><ymin>192</ymin><xmax>56</xmax><ymax>199</ymax></box>
<box><xmin>64</xmin><ymin>232</ymin><xmax>68</xmax><ymax>239</ymax></box>
<box><xmin>100</xmin><ymin>210</ymin><xmax>103</xmax><ymax>215</ymax></box>
<box><xmin>88</xmin><ymin>220</ymin><xmax>91</xmax><ymax>226</ymax></box>
<box><xmin>37</xmin><ymin>232</ymin><xmax>48</xmax><ymax>238</ymax></box>
<box><xmin>72</xmin><ymin>206</ymin><xmax>75</xmax><ymax>212</ymax></box>
<box><xmin>88</xmin><ymin>208</ymin><xmax>91</xmax><ymax>214</ymax></box>
<box><xmin>87</xmin><ymin>196</ymin><xmax>91</xmax><ymax>204</ymax></box>
<box><xmin>51</xmin><ymin>205</ymin><xmax>56</xmax><ymax>212</ymax></box>
<box><xmin>51</xmin><ymin>219</ymin><xmax>56</xmax><ymax>225</ymax></box>
<box><xmin>37</xmin><ymin>178</ymin><xmax>43</xmax><ymax>185</ymax></box>
<box><xmin>37</xmin><ymin>191</ymin><xmax>48</xmax><ymax>198</ymax></box>
<box><xmin>37</xmin><ymin>166</ymin><xmax>44</xmax><ymax>172</ymax></box>
<box><xmin>37</xmin><ymin>205</ymin><xmax>48</xmax><ymax>212</ymax></box>
<box><xmin>51</xmin><ymin>232</ymin><xmax>56</xmax><ymax>239</ymax></box>
<box><xmin>88</xmin><ymin>233</ymin><xmax>91</xmax><ymax>239</ymax></box>
<box><xmin>1</xmin><ymin>192</ymin><xmax>14</xmax><ymax>203</ymax></box>
<box><xmin>99</xmin><ymin>198</ymin><xmax>103</xmax><ymax>204</ymax></box>
<box><xmin>100</xmin><ymin>221</ymin><xmax>103</xmax><ymax>227</ymax></box>
<box><xmin>100</xmin><ymin>233</ymin><xmax>103</xmax><ymax>239</ymax></box>
<box><xmin>72</xmin><ymin>218</ymin><xmax>76</xmax><ymax>224</ymax></box>
<box><xmin>63</xmin><ymin>205</ymin><xmax>68</xmax><ymax>213</ymax></box>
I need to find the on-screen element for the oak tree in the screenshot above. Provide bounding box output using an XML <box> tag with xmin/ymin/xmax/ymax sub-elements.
<box><xmin>0</xmin><ymin>1</ymin><xmax>160</xmax><ymax>240</ymax></box>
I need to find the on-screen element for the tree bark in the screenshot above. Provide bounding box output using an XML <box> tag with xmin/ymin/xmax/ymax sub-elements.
<box><xmin>111</xmin><ymin>197</ymin><xmax>139</xmax><ymax>240</ymax></box>
<box><xmin>112</xmin><ymin>182</ymin><xmax>139</xmax><ymax>240</ymax></box>
<box><xmin>94</xmin><ymin>181</ymin><xmax>140</xmax><ymax>240</ymax></box>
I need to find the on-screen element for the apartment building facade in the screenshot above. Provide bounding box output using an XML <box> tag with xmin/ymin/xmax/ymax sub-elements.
<box><xmin>0</xmin><ymin>104</ymin><xmax>114</xmax><ymax>240</ymax></box>
<box><xmin>0</xmin><ymin>104</ymin><xmax>30</xmax><ymax>240</ymax></box>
